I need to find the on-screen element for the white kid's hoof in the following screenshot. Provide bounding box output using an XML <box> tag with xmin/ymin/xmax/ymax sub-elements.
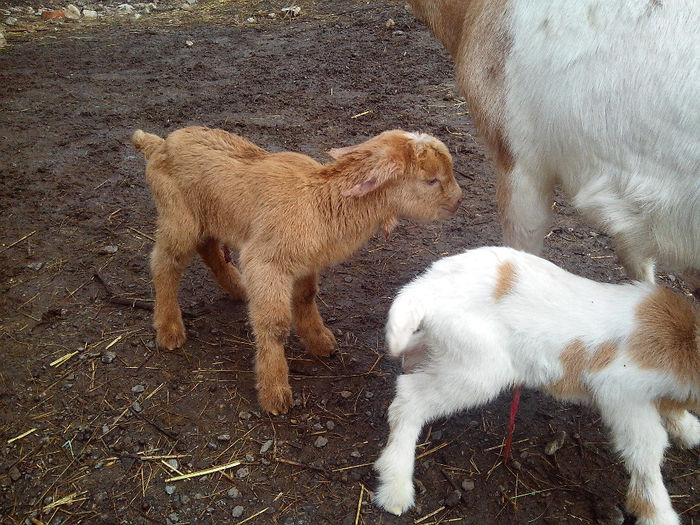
<box><xmin>375</xmin><ymin>479</ymin><xmax>415</xmax><ymax>516</ymax></box>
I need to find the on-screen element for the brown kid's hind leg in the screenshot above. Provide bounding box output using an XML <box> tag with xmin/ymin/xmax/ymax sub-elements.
<box><xmin>151</xmin><ymin>238</ymin><xmax>195</xmax><ymax>350</ymax></box>
<box><xmin>197</xmin><ymin>239</ymin><xmax>247</xmax><ymax>302</ymax></box>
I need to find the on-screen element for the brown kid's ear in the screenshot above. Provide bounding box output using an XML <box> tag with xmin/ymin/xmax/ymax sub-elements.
<box><xmin>328</xmin><ymin>144</ymin><xmax>360</xmax><ymax>160</ymax></box>
<box><xmin>337</xmin><ymin>134</ymin><xmax>409</xmax><ymax>198</ymax></box>
<box><xmin>342</xmin><ymin>176</ymin><xmax>380</xmax><ymax>197</ymax></box>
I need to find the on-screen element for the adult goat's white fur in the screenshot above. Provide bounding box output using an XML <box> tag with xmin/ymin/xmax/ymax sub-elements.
<box><xmin>407</xmin><ymin>0</ymin><xmax>700</xmax><ymax>283</ymax></box>
<box><xmin>375</xmin><ymin>247</ymin><xmax>699</xmax><ymax>525</ymax></box>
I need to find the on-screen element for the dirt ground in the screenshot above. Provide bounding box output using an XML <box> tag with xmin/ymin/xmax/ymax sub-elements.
<box><xmin>0</xmin><ymin>1</ymin><xmax>697</xmax><ymax>524</ymax></box>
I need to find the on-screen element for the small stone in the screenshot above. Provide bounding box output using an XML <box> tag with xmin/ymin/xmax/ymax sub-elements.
<box><xmin>461</xmin><ymin>479</ymin><xmax>475</xmax><ymax>491</ymax></box>
<box><xmin>118</xmin><ymin>3</ymin><xmax>134</xmax><ymax>13</ymax></box>
<box><xmin>593</xmin><ymin>502</ymin><xmax>625</xmax><ymax>525</ymax></box>
<box><xmin>82</xmin><ymin>9</ymin><xmax>97</xmax><ymax>18</ymax></box>
<box><xmin>281</xmin><ymin>6</ymin><xmax>301</xmax><ymax>16</ymax></box>
<box><xmin>41</xmin><ymin>10</ymin><xmax>66</xmax><ymax>19</ymax></box>
<box><xmin>246</xmin><ymin>17</ymin><xmax>256</xmax><ymax>23</ymax></box>
<box><xmin>245</xmin><ymin>453</ymin><xmax>254</xmax><ymax>462</ymax></box>
<box><xmin>312</xmin><ymin>423</ymin><xmax>323</xmax><ymax>431</ymax></box>
<box><xmin>27</xmin><ymin>262</ymin><xmax>44</xmax><ymax>271</ymax></box>
<box><xmin>314</xmin><ymin>436</ymin><xmax>328</xmax><ymax>448</ymax></box>
<box><xmin>0</xmin><ymin>33</ymin><xmax>5</xmax><ymax>48</ymax></box>
<box><xmin>165</xmin><ymin>484</ymin><xmax>176</xmax><ymax>495</ymax></box>
<box><xmin>167</xmin><ymin>458</ymin><xmax>179</xmax><ymax>470</ymax></box>
<box><xmin>232</xmin><ymin>505</ymin><xmax>244</xmax><ymax>518</ymax></box>
<box><xmin>185</xmin><ymin>40</ymin><xmax>194</xmax><ymax>47</ymax></box>
<box><xmin>227</xmin><ymin>487</ymin><xmax>240</xmax><ymax>498</ymax></box>
<box><xmin>350</xmin><ymin>450</ymin><xmax>361</xmax><ymax>458</ymax></box>
<box><xmin>131</xmin><ymin>401</ymin><xmax>142</xmax><ymax>412</ymax></box>
<box><xmin>544</xmin><ymin>430</ymin><xmax>567</xmax><ymax>455</ymax></box>
<box><xmin>239</xmin><ymin>411</ymin><xmax>251</xmax><ymax>420</ymax></box>
<box><xmin>9</xmin><ymin>466</ymin><xmax>20</xmax><ymax>481</ymax></box>
<box><xmin>186</xmin><ymin>0</ymin><xmax>197</xmax><ymax>4</ymax></box>
<box><xmin>180</xmin><ymin>495</ymin><xmax>190</xmax><ymax>504</ymax></box>
<box><xmin>4</xmin><ymin>16</ymin><xmax>18</xmax><ymax>26</ymax></box>
<box><xmin>167</xmin><ymin>513</ymin><xmax>179</xmax><ymax>524</ymax></box>
<box><xmin>236</xmin><ymin>467</ymin><xmax>249</xmax><ymax>479</ymax></box>
<box><xmin>101</xmin><ymin>351</ymin><xmax>116</xmax><ymax>364</ymax></box>
<box><xmin>100</xmin><ymin>245</ymin><xmax>118</xmax><ymax>254</ymax></box>
<box><xmin>325</xmin><ymin>420</ymin><xmax>335</xmax><ymax>431</ymax></box>
<box><xmin>340</xmin><ymin>390</ymin><xmax>352</xmax><ymax>399</ymax></box>
<box><xmin>364</xmin><ymin>391</ymin><xmax>373</xmax><ymax>399</ymax></box>
<box><xmin>131</xmin><ymin>384</ymin><xmax>145</xmax><ymax>393</ymax></box>
<box><xmin>63</xmin><ymin>5</ymin><xmax>80</xmax><ymax>19</ymax></box>
<box><xmin>392</xmin><ymin>30</ymin><xmax>405</xmax><ymax>36</ymax></box>
<box><xmin>216</xmin><ymin>434</ymin><xmax>230</xmax><ymax>442</ymax></box>
<box><xmin>259</xmin><ymin>439</ymin><xmax>273</xmax><ymax>454</ymax></box>
<box><xmin>445</xmin><ymin>490</ymin><xmax>461</xmax><ymax>508</ymax></box>
<box><xmin>385</xmin><ymin>18</ymin><xmax>395</xmax><ymax>29</ymax></box>
<box><xmin>43</xmin><ymin>496</ymin><xmax>53</xmax><ymax>505</ymax></box>
<box><xmin>343</xmin><ymin>276</ymin><xmax>353</xmax><ymax>283</ymax></box>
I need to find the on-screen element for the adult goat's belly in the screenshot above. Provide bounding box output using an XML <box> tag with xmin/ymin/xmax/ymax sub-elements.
<box><xmin>502</xmin><ymin>0</ymin><xmax>700</xmax><ymax>178</ymax></box>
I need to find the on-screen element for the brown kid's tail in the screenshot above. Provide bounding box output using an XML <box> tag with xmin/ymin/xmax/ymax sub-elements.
<box><xmin>131</xmin><ymin>129</ymin><xmax>164</xmax><ymax>159</ymax></box>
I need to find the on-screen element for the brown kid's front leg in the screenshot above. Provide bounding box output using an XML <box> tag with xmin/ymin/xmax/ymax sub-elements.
<box><xmin>292</xmin><ymin>272</ymin><xmax>336</xmax><ymax>357</ymax></box>
<box><xmin>244</xmin><ymin>263</ymin><xmax>295</xmax><ymax>415</ymax></box>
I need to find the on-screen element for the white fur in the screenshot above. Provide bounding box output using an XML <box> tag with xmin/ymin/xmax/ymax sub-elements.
<box><xmin>504</xmin><ymin>1</ymin><xmax>699</xmax><ymax>281</ymax></box>
<box><xmin>410</xmin><ymin>0</ymin><xmax>700</xmax><ymax>282</ymax></box>
<box><xmin>374</xmin><ymin>247</ymin><xmax>699</xmax><ymax>524</ymax></box>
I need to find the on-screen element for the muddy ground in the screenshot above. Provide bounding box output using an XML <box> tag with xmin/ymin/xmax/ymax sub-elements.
<box><xmin>0</xmin><ymin>1</ymin><xmax>697</xmax><ymax>524</ymax></box>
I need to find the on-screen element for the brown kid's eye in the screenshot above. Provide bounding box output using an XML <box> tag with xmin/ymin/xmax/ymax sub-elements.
<box><xmin>426</xmin><ymin>178</ymin><xmax>439</xmax><ymax>186</ymax></box>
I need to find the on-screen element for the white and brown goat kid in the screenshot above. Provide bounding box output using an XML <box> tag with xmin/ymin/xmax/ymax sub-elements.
<box><xmin>132</xmin><ymin>127</ymin><xmax>462</xmax><ymax>415</ymax></box>
<box><xmin>375</xmin><ymin>247</ymin><xmax>699</xmax><ymax>525</ymax></box>
<box><xmin>407</xmin><ymin>1</ymin><xmax>700</xmax><ymax>285</ymax></box>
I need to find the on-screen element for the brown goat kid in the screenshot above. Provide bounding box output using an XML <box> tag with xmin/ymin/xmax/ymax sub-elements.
<box><xmin>132</xmin><ymin>126</ymin><xmax>462</xmax><ymax>414</ymax></box>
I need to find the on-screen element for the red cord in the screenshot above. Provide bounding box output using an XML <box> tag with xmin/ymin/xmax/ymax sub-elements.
<box><xmin>503</xmin><ymin>385</ymin><xmax>521</xmax><ymax>462</ymax></box>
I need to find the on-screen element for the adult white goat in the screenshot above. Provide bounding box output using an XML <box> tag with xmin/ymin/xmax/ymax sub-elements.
<box><xmin>407</xmin><ymin>0</ymin><xmax>700</xmax><ymax>283</ymax></box>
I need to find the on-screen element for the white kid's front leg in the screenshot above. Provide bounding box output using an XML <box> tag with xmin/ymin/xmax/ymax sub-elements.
<box><xmin>374</xmin><ymin>374</ymin><xmax>426</xmax><ymax>515</ymax></box>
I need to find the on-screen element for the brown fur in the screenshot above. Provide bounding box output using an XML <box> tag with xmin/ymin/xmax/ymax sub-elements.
<box><xmin>626</xmin><ymin>482</ymin><xmax>656</xmax><ymax>522</ymax></box>
<box><xmin>493</xmin><ymin>260</ymin><xmax>516</xmax><ymax>301</ymax></box>
<box><xmin>544</xmin><ymin>339</ymin><xmax>589</xmax><ymax>399</ymax></box>
<box><xmin>628</xmin><ymin>286</ymin><xmax>699</xmax><ymax>387</ymax></box>
<box><xmin>407</xmin><ymin>1</ymin><xmax>514</xmax><ymax>221</ymax></box>
<box><xmin>545</xmin><ymin>340</ymin><xmax>620</xmax><ymax>397</ymax></box>
<box><xmin>133</xmin><ymin>126</ymin><xmax>462</xmax><ymax>415</ymax></box>
<box><xmin>588</xmin><ymin>340</ymin><xmax>618</xmax><ymax>372</ymax></box>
